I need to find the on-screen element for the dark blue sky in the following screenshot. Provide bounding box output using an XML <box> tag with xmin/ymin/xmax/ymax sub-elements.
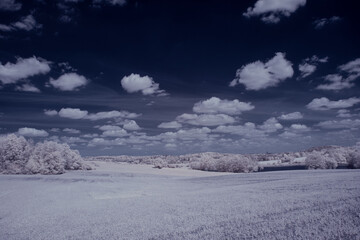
<box><xmin>0</xmin><ymin>0</ymin><xmax>359</xmax><ymax>156</ymax></box>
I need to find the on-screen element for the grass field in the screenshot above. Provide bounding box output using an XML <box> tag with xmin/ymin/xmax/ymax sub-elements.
<box><xmin>0</xmin><ymin>162</ymin><xmax>359</xmax><ymax>240</ymax></box>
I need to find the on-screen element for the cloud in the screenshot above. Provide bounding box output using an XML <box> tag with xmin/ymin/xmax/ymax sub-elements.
<box><xmin>63</xmin><ymin>128</ymin><xmax>81</xmax><ymax>134</ymax></box>
<box><xmin>122</xmin><ymin>120</ymin><xmax>141</xmax><ymax>131</ymax></box>
<box><xmin>298</xmin><ymin>55</ymin><xmax>328</xmax><ymax>79</ymax></box>
<box><xmin>121</xmin><ymin>73</ymin><xmax>167</xmax><ymax>96</ymax></box>
<box><xmin>86</xmin><ymin>110</ymin><xmax>140</xmax><ymax>120</ymax></box>
<box><xmin>17</xmin><ymin>127</ymin><xmax>49</xmax><ymax>137</ymax></box>
<box><xmin>158</xmin><ymin>121</ymin><xmax>182</xmax><ymax>129</ymax></box>
<box><xmin>176</xmin><ymin>113</ymin><xmax>235</xmax><ymax>126</ymax></box>
<box><xmin>278</xmin><ymin>112</ymin><xmax>303</xmax><ymax>120</ymax></box>
<box><xmin>44</xmin><ymin>109</ymin><xmax>58</xmax><ymax>116</ymax></box>
<box><xmin>193</xmin><ymin>97</ymin><xmax>254</xmax><ymax>115</ymax></box>
<box><xmin>213</xmin><ymin>122</ymin><xmax>266</xmax><ymax>138</ymax></box>
<box><xmin>317</xmin><ymin>119</ymin><xmax>360</xmax><ymax>129</ymax></box>
<box><xmin>259</xmin><ymin>117</ymin><xmax>283</xmax><ymax>132</ymax></box>
<box><xmin>93</xmin><ymin>0</ymin><xmax>127</xmax><ymax>6</ymax></box>
<box><xmin>316</xmin><ymin>74</ymin><xmax>354</xmax><ymax>91</ymax></box>
<box><xmin>243</xmin><ymin>0</ymin><xmax>306</xmax><ymax>23</ymax></box>
<box><xmin>49</xmin><ymin>73</ymin><xmax>88</xmax><ymax>91</ymax></box>
<box><xmin>307</xmin><ymin>97</ymin><xmax>360</xmax><ymax>111</ymax></box>
<box><xmin>158</xmin><ymin>127</ymin><xmax>212</xmax><ymax>141</ymax></box>
<box><xmin>101</xmin><ymin>128</ymin><xmax>128</xmax><ymax>137</ymax></box>
<box><xmin>313</xmin><ymin>16</ymin><xmax>341</xmax><ymax>29</ymax></box>
<box><xmin>0</xmin><ymin>0</ymin><xmax>21</xmax><ymax>11</ymax></box>
<box><xmin>336</xmin><ymin>109</ymin><xmax>355</xmax><ymax>118</ymax></box>
<box><xmin>230</xmin><ymin>52</ymin><xmax>293</xmax><ymax>90</ymax></box>
<box><xmin>316</xmin><ymin>58</ymin><xmax>360</xmax><ymax>91</ymax></box>
<box><xmin>289</xmin><ymin>124</ymin><xmax>310</xmax><ymax>131</ymax></box>
<box><xmin>15</xmin><ymin>83</ymin><xmax>41</xmax><ymax>93</ymax></box>
<box><xmin>0</xmin><ymin>57</ymin><xmax>50</xmax><ymax>85</ymax></box>
<box><xmin>0</xmin><ymin>15</ymin><xmax>41</xmax><ymax>32</ymax></box>
<box><xmin>59</xmin><ymin>108</ymin><xmax>89</xmax><ymax>119</ymax></box>
<box><xmin>46</xmin><ymin>108</ymin><xmax>140</xmax><ymax>121</ymax></box>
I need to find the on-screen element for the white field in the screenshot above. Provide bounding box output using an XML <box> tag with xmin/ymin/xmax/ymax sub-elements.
<box><xmin>0</xmin><ymin>161</ymin><xmax>359</xmax><ymax>240</ymax></box>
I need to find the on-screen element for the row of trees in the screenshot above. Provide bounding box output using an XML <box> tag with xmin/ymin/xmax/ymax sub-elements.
<box><xmin>0</xmin><ymin>134</ymin><xmax>91</xmax><ymax>175</ymax></box>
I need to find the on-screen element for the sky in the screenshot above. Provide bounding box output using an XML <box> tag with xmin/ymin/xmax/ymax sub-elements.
<box><xmin>0</xmin><ymin>0</ymin><xmax>359</xmax><ymax>156</ymax></box>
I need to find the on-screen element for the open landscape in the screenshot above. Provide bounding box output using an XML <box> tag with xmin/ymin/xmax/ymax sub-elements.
<box><xmin>1</xmin><ymin>0</ymin><xmax>360</xmax><ymax>239</ymax></box>
<box><xmin>1</xmin><ymin>161</ymin><xmax>360</xmax><ymax>240</ymax></box>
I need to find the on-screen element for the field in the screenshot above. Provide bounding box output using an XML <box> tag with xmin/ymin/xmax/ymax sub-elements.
<box><xmin>0</xmin><ymin>161</ymin><xmax>359</xmax><ymax>240</ymax></box>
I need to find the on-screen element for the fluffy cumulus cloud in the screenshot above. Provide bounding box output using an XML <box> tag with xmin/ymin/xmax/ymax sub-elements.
<box><xmin>158</xmin><ymin>121</ymin><xmax>182</xmax><ymax>129</ymax></box>
<box><xmin>59</xmin><ymin>108</ymin><xmax>89</xmax><ymax>119</ymax></box>
<box><xmin>45</xmin><ymin>108</ymin><xmax>140</xmax><ymax>121</ymax></box>
<box><xmin>298</xmin><ymin>55</ymin><xmax>328</xmax><ymax>79</ymax></box>
<box><xmin>243</xmin><ymin>0</ymin><xmax>306</xmax><ymax>23</ymax></box>
<box><xmin>121</xmin><ymin>73</ymin><xmax>167</xmax><ymax>96</ymax></box>
<box><xmin>193</xmin><ymin>97</ymin><xmax>254</xmax><ymax>115</ymax></box>
<box><xmin>307</xmin><ymin>97</ymin><xmax>360</xmax><ymax>111</ymax></box>
<box><xmin>15</xmin><ymin>83</ymin><xmax>41</xmax><ymax>93</ymax></box>
<box><xmin>63</xmin><ymin>128</ymin><xmax>81</xmax><ymax>134</ymax></box>
<box><xmin>230</xmin><ymin>52</ymin><xmax>293</xmax><ymax>90</ymax></box>
<box><xmin>259</xmin><ymin>117</ymin><xmax>283</xmax><ymax>132</ymax></box>
<box><xmin>48</xmin><ymin>73</ymin><xmax>88</xmax><ymax>91</ymax></box>
<box><xmin>317</xmin><ymin>119</ymin><xmax>360</xmax><ymax>129</ymax></box>
<box><xmin>0</xmin><ymin>57</ymin><xmax>50</xmax><ymax>85</ymax></box>
<box><xmin>176</xmin><ymin>113</ymin><xmax>235</xmax><ymax>126</ymax></box>
<box><xmin>278</xmin><ymin>112</ymin><xmax>303</xmax><ymax>120</ymax></box>
<box><xmin>213</xmin><ymin>122</ymin><xmax>266</xmax><ymax>138</ymax></box>
<box><xmin>337</xmin><ymin>109</ymin><xmax>355</xmax><ymax>118</ymax></box>
<box><xmin>313</xmin><ymin>16</ymin><xmax>341</xmax><ymax>29</ymax></box>
<box><xmin>316</xmin><ymin>58</ymin><xmax>360</xmax><ymax>91</ymax></box>
<box><xmin>17</xmin><ymin>127</ymin><xmax>49</xmax><ymax>137</ymax></box>
<box><xmin>44</xmin><ymin>109</ymin><xmax>58</xmax><ymax>116</ymax></box>
<box><xmin>289</xmin><ymin>124</ymin><xmax>310</xmax><ymax>131</ymax></box>
<box><xmin>122</xmin><ymin>120</ymin><xmax>141</xmax><ymax>131</ymax></box>
<box><xmin>0</xmin><ymin>0</ymin><xmax>21</xmax><ymax>11</ymax></box>
<box><xmin>0</xmin><ymin>15</ymin><xmax>41</xmax><ymax>32</ymax></box>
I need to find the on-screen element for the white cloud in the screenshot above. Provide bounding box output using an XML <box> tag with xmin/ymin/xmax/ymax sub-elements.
<box><xmin>290</xmin><ymin>124</ymin><xmax>309</xmax><ymax>131</ymax></box>
<box><xmin>98</xmin><ymin>125</ymin><xmax>122</xmax><ymax>131</ymax></box>
<box><xmin>213</xmin><ymin>122</ymin><xmax>266</xmax><ymax>138</ymax></box>
<box><xmin>0</xmin><ymin>57</ymin><xmax>50</xmax><ymax>85</ymax></box>
<box><xmin>298</xmin><ymin>55</ymin><xmax>328</xmax><ymax>79</ymax></box>
<box><xmin>193</xmin><ymin>97</ymin><xmax>254</xmax><ymax>115</ymax></box>
<box><xmin>278</xmin><ymin>112</ymin><xmax>303</xmax><ymax>120</ymax></box>
<box><xmin>159</xmin><ymin>127</ymin><xmax>212</xmax><ymax>141</ymax></box>
<box><xmin>0</xmin><ymin>15</ymin><xmax>41</xmax><ymax>32</ymax></box>
<box><xmin>63</xmin><ymin>128</ymin><xmax>81</xmax><ymax>134</ymax></box>
<box><xmin>230</xmin><ymin>52</ymin><xmax>293</xmax><ymax>90</ymax></box>
<box><xmin>123</xmin><ymin>120</ymin><xmax>140</xmax><ymax>131</ymax></box>
<box><xmin>313</xmin><ymin>16</ymin><xmax>341</xmax><ymax>29</ymax></box>
<box><xmin>307</xmin><ymin>97</ymin><xmax>360</xmax><ymax>111</ymax></box>
<box><xmin>121</xmin><ymin>73</ymin><xmax>167</xmax><ymax>96</ymax></box>
<box><xmin>17</xmin><ymin>127</ymin><xmax>49</xmax><ymax>137</ymax></box>
<box><xmin>49</xmin><ymin>73</ymin><xmax>88</xmax><ymax>91</ymax></box>
<box><xmin>85</xmin><ymin>110</ymin><xmax>140</xmax><ymax>121</ymax></box>
<box><xmin>0</xmin><ymin>0</ymin><xmax>21</xmax><ymax>11</ymax></box>
<box><xmin>45</xmin><ymin>108</ymin><xmax>140</xmax><ymax>121</ymax></box>
<box><xmin>336</xmin><ymin>109</ymin><xmax>354</xmax><ymax>118</ymax></box>
<box><xmin>102</xmin><ymin>129</ymin><xmax>128</xmax><ymax>137</ymax></box>
<box><xmin>15</xmin><ymin>83</ymin><xmax>40</xmax><ymax>93</ymax></box>
<box><xmin>158</xmin><ymin>121</ymin><xmax>182</xmax><ymax>129</ymax></box>
<box><xmin>317</xmin><ymin>119</ymin><xmax>360</xmax><ymax>129</ymax></box>
<box><xmin>316</xmin><ymin>74</ymin><xmax>354</xmax><ymax>91</ymax></box>
<box><xmin>243</xmin><ymin>0</ymin><xmax>306</xmax><ymax>23</ymax></box>
<box><xmin>58</xmin><ymin>108</ymin><xmax>89</xmax><ymax>119</ymax></box>
<box><xmin>259</xmin><ymin>117</ymin><xmax>283</xmax><ymax>132</ymax></box>
<box><xmin>176</xmin><ymin>113</ymin><xmax>235</xmax><ymax>126</ymax></box>
<box><xmin>316</xmin><ymin>58</ymin><xmax>360</xmax><ymax>91</ymax></box>
<box><xmin>44</xmin><ymin>109</ymin><xmax>58</xmax><ymax>116</ymax></box>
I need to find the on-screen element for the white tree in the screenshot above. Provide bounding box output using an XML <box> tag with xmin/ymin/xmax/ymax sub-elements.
<box><xmin>0</xmin><ymin>134</ymin><xmax>32</xmax><ymax>174</ymax></box>
<box><xmin>305</xmin><ymin>152</ymin><xmax>338</xmax><ymax>169</ymax></box>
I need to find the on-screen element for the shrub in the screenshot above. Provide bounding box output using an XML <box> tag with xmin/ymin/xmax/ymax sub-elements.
<box><xmin>305</xmin><ymin>152</ymin><xmax>338</xmax><ymax>169</ymax></box>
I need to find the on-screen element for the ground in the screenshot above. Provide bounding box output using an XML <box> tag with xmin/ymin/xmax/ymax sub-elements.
<box><xmin>0</xmin><ymin>161</ymin><xmax>359</xmax><ymax>240</ymax></box>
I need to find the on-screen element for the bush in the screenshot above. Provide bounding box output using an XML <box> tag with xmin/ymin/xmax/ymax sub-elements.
<box><xmin>347</xmin><ymin>150</ymin><xmax>360</xmax><ymax>168</ymax></box>
<box><xmin>189</xmin><ymin>155</ymin><xmax>258</xmax><ymax>173</ymax></box>
<box><xmin>305</xmin><ymin>152</ymin><xmax>338</xmax><ymax>169</ymax></box>
<box><xmin>0</xmin><ymin>134</ymin><xmax>91</xmax><ymax>175</ymax></box>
